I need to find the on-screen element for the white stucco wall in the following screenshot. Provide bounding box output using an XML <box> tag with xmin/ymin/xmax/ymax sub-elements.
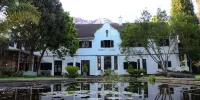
<box><xmin>39</xmin><ymin>23</ymin><xmax>181</xmax><ymax>76</ymax></box>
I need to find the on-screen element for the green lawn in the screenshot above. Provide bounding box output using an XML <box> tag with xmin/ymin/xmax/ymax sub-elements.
<box><xmin>195</xmin><ymin>75</ymin><xmax>200</xmax><ymax>78</ymax></box>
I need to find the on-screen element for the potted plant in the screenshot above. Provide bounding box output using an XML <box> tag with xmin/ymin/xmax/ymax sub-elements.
<box><xmin>83</xmin><ymin>64</ymin><xmax>88</xmax><ymax>76</ymax></box>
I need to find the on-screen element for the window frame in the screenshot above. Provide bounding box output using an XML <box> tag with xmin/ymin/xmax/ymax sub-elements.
<box><xmin>79</xmin><ymin>41</ymin><xmax>92</xmax><ymax>48</ymax></box>
<box><xmin>101</xmin><ymin>40</ymin><xmax>114</xmax><ymax>48</ymax></box>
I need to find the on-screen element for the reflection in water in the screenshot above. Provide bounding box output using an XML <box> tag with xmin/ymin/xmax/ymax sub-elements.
<box><xmin>154</xmin><ymin>84</ymin><xmax>173</xmax><ymax>100</ymax></box>
<box><xmin>0</xmin><ymin>81</ymin><xmax>200</xmax><ymax>100</ymax></box>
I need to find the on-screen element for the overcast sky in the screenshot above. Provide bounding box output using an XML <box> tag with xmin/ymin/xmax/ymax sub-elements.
<box><xmin>60</xmin><ymin>0</ymin><xmax>198</xmax><ymax>23</ymax></box>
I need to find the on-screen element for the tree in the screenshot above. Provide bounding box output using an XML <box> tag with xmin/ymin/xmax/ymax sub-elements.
<box><xmin>0</xmin><ymin>0</ymin><xmax>40</xmax><ymax>55</ymax></box>
<box><xmin>120</xmin><ymin>8</ymin><xmax>178</xmax><ymax>74</ymax></box>
<box><xmin>11</xmin><ymin>0</ymin><xmax>77</xmax><ymax>73</ymax></box>
<box><xmin>171</xmin><ymin>0</ymin><xmax>195</xmax><ymax>16</ymax></box>
<box><xmin>36</xmin><ymin>11</ymin><xmax>78</xmax><ymax>74</ymax></box>
<box><xmin>0</xmin><ymin>0</ymin><xmax>40</xmax><ymax>33</ymax></box>
<box><xmin>170</xmin><ymin>0</ymin><xmax>200</xmax><ymax>73</ymax></box>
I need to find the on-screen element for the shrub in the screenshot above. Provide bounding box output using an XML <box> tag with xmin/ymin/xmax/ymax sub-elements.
<box><xmin>83</xmin><ymin>64</ymin><xmax>88</xmax><ymax>72</ymax></box>
<box><xmin>41</xmin><ymin>70</ymin><xmax>51</xmax><ymax>76</ymax></box>
<box><xmin>101</xmin><ymin>68</ymin><xmax>123</xmax><ymax>82</ymax></box>
<box><xmin>1</xmin><ymin>69</ymin><xmax>13</xmax><ymax>77</ymax></box>
<box><xmin>127</xmin><ymin>64</ymin><xmax>146</xmax><ymax>78</ymax></box>
<box><xmin>148</xmin><ymin>75</ymin><xmax>155</xmax><ymax>82</ymax></box>
<box><xmin>12</xmin><ymin>71</ymin><xmax>23</xmax><ymax>77</ymax></box>
<box><xmin>148</xmin><ymin>75</ymin><xmax>155</xmax><ymax>85</ymax></box>
<box><xmin>65</xmin><ymin>65</ymin><xmax>79</xmax><ymax>78</ymax></box>
<box><xmin>101</xmin><ymin>68</ymin><xmax>114</xmax><ymax>76</ymax></box>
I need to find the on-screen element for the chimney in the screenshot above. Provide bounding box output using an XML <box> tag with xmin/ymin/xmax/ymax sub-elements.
<box><xmin>118</xmin><ymin>16</ymin><xmax>123</xmax><ymax>26</ymax></box>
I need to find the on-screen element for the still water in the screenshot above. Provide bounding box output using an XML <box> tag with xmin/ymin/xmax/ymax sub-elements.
<box><xmin>0</xmin><ymin>81</ymin><xmax>200</xmax><ymax>100</ymax></box>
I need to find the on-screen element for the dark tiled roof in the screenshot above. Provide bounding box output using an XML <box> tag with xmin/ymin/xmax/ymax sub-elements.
<box><xmin>75</xmin><ymin>23</ymin><xmax>126</xmax><ymax>38</ymax></box>
<box><xmin>110</xmin><ymin>23</ymin><xmax>126</xmax><ymax>30</ymax></box>
<box><xmin>76</xmin><ymin>24</ymin><xmax>103</xmax><ymax>38</ymax></box>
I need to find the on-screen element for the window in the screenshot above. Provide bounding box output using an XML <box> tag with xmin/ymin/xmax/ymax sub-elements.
<box><xmin>76</xmin><ymin>62</ymin><xmax>80</xmax><ymax>70</ymax></box>
<box><xmin>9</xmin><ymin>42</ymin><xmax>14</xmax><ymax>47</ymax></box>
<box><xmin>97</xmin><ymin>56</ymin><xmax>101</xmax><ymax>70</ymax></box>
<box><xmin>114</xmin><ymin>56</ymin><xmax>118</xmax><ymax>70</ymax></box>
<box><xmin>159</xmin><ymin>38</ymin><xmax>169</xmax><ymax>46</ymax></box>
<box><xmin>137</xmin><ymin>59</ymin><xmax>140</xmax><ymax>69</ymax></box>
<box><xmin>79</xmin><ymin>41</ymin><xmax>92</xmax><ymax>48</ymax></box>
<box><xmin>142</xmin><ymin>59</ymin><xmax>147</xmax><ymax>74</ymax></box>
<box><xmin>101</xmin><ymin>40</ymin><xmax>114</xmax><ymax>48</ymax></box>
<box><xmin>123</xmin><ymin>62</ymin><xmax>128</xmax><ymax>69</ymax></box>
<box><xmin>129</xmin><ymin>62</ymin><xmax>137</xmax><ymax>69</ymax></box>
<box><xmin>40</xmin><ymin>63</ymin><xmax>52</xmax><ymax>70</ymax></box>
<box><xmin>158</xmin><ymin>61</ymin><xmax>172</xmax><ymax>69</ymax></box>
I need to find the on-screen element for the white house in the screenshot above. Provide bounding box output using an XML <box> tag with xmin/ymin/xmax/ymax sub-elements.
<box><xmin>39</xmin><ymin>17</ymin><xmax>183</xmax><ymax>76</ymax></box>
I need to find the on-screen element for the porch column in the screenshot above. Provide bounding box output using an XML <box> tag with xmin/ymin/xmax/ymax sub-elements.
<box><xmin>31</xmin><ymin>56</ymin><xmax>34</xmax><ymax>71</ymax></box>
<box><xmin>51</xmin><ymin>56</ymin><xmax>55</xmax><ymax>76</ymax></box>
<box><xmin>111</xmin><ymin>56</ymin><xmax>114</xmax><ymax>70</ymax></box>
<box><xmin>140</xmin><ymin>58</ymin><xmax>143</xmax><ymax>69</ymax></box>
<box><xmin>117</xmin><ymin>55</ymin><xmax>120</xmax><ymax>73</ymax></box>
<box><xmin>73</xmin><ymin>56</ymin><xmax>76</xmax><ymax>66</ymax></box>
<box><xmin>101</xmin><ymin>56</ymin><xmax>104</xmax><ymax>71</ymax></box>
<box><xmin>17</xmin><ymin>51</ymin><xmax>20</xmax><ymax>71</ymax></box>
<box><xmin>184</xmin><ymin>54</ymin><xmax>188</xmax><ymax>67</ymax></box>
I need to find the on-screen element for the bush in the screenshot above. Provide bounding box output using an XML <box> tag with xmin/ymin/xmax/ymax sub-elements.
<box><xmin>65</xmin><ymin>65</ymin><xmax>79</xmax><ymax>78</ymax></box>
<box><xmin>148</xmin><ymin>75</ymin><xmax>155</xmax><ymax>82</ymax></box>
<box><xmin>12</xmin><ymin>71</ymin><xmax>23</xmax><ymax>77</ymax></box>
<box><xmin>101</xmin><ymin>68</ymin><xmax>123</xmax><ymax>82</ymax></box>
<box><xmin>1</xmin><ymin>69</ymin><xmax>13</xmax><ymax>77</ymax></box>
<box><xmin>83</xmin><ymin>64</ymin><xmax>88</xmax><ymax>73</ymax></box>
<box><xmin>101</xmin><ymin>68</ymin><xmax>114</xmax><ymax>76</ymax></box>
<box><xmin>148</xmin><ymin>75</ymin><xmax>155</xmax><ymax>85</ymax></box>
<box><xmin>127</xmin><ymin>64</ymin><xmax>146</xmax><ymax>78</ymax></box>
<box><xmin>41</xmin><ymin>70</ymin><xmax>51</xmax><ymax>76</ymax></box>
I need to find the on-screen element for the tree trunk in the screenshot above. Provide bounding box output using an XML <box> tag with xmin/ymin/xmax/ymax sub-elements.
<box><xmin>189</xmin><ymin>58</ymin><xmax>193</xmax><ymax>73</ymax></box>
<box><xmin>28</xmin><ymin>49</ymin><xmax>34</xmax><ymax>71</ymax></box>
<box><xmin>17</xmin><ymin>51</ymin><xmax>20</xmax><ymax>71</ymax></box>
<box><xmin>37</xmin><ymin>49</ymin><xmax>46</xmax><ymax>75</ymax></box>
<box><xmin>161</xmin><ymin>62</ymin><xmax>168</xmax><ymax>76</ymax></box>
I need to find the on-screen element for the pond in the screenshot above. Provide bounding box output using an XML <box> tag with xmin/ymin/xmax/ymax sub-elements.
<box><xmin>0</xmin><ymin>81</ymin><xmax>200</xmax><ymax>100</ymax></box>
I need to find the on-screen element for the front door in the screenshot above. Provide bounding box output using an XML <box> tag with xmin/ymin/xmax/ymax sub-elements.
<box><xmin>104</xmin><ymin>56</ymin><xmax>111</xmax><ymax>69</ymax></box>
<box><xmin>54</xmin><ymin>61</ymin><xmax>62</xmax><ymax>76</ymax></box>
<box><xmin>81</xmin><ymin>60</ymin><xmax>90</xmax><ymax>75</ymax></box>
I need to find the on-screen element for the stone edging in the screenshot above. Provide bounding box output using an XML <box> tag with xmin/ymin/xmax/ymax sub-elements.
<box><xmin>155</xmin><ymin>78</ymin><xmax>200</xmax><ymax>85</ymax></box>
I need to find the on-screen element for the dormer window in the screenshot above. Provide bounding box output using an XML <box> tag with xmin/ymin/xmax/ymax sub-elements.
<box><xmin>101</xmin><ymin>40</ymin><xmax>114</xmax><ymax>48</ymax></box>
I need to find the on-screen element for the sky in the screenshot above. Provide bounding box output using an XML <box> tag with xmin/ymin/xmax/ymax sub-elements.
<box><xmin>61</xmin><ymin>0</ymin><xmax>198</xmax><ymax>23</ymax></box>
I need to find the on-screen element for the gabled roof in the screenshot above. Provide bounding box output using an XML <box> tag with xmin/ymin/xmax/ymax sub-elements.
<box><xmin>75</xmin><ymin>23</ymin><xmax>126</xmax><ymax>38</ymax></box>
<box><xmin>76</xmin><ymin>24</ymin><xmax>103</xmax><ymax>38</ymax></box>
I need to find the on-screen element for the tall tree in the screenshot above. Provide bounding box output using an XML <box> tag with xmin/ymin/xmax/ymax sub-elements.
<box><xmin>0</xmin><ymin>0</ymin><xmax>40</xmax><ymax>55</ymax></box>
<box><xmin>11</xmin><ymin>0</ymin><xmax>77</xmax><ymax>72</ymax></box>
<box><xmin>0</xmin><ymin>0</ymin><xmax>40</xmax><ymax>33</ymax></box>
<box><xmin>170</xmin><ymin>0</ymin><xmax>200</xmax><ymax>72</ymax></box>
<box><xmin>121</xmin><ymin>8</ymin><xmax>178</xmax><ymax>74</ymax></box>
<box><xmin>36</xmin><ymin>11</ymin><xmax>78</xmax><ymax>74</ymax></box>
<box><xmin>171</xmin><ymin>0</ymin><xmax>195</xmax><ymax>16</ymax></box>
